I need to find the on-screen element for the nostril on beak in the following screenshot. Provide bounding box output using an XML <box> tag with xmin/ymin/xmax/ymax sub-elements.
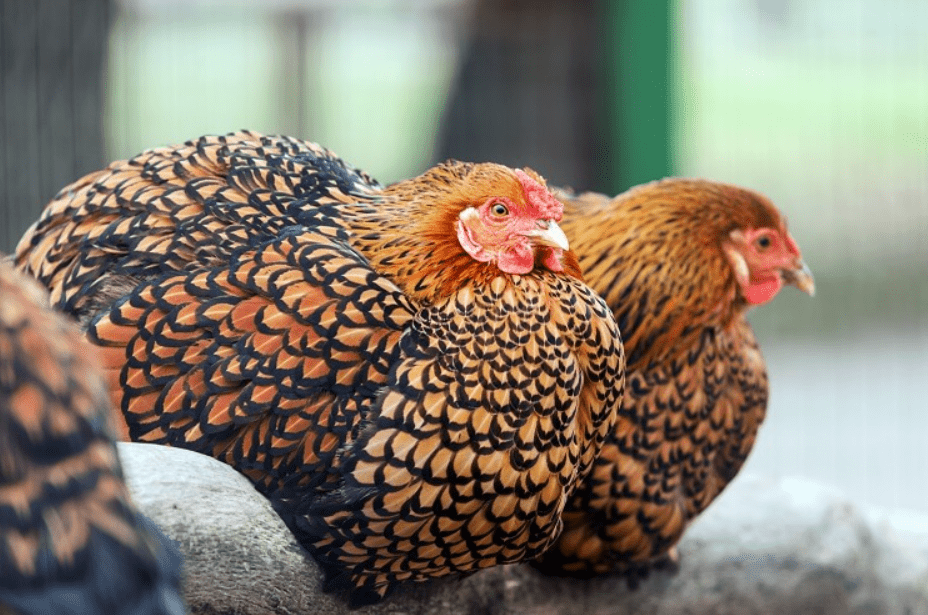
<box><xmin>536</xmin><ymin>219</ymin><xmax>550</xmax><ymax>230</ymax></box>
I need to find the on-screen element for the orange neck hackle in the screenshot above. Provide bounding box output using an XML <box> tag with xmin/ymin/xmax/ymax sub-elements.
<box><xmin>559</xmin><ymin>178</ymin><xmax>807</xmax><ymax>371</ymax></box>
<box><xmin>343</xmin><ymin>161</ymin><xmax>584</xmax><ymax>305</ymax></box>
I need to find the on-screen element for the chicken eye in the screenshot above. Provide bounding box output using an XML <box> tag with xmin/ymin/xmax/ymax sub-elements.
<box><xmin>755</xmin><ymin>235</ymin><xmax>772</xmax><ymax>250</ymax></box>
<box><xmin>490</xmin><ymin>202</ymin><xmax>509</xmax><ymax>216</ymax></box>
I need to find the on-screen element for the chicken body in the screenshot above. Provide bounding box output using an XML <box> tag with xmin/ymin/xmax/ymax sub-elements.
<box><xmin>0</xmin><ymin>261</ymin><xmax>185</xmax><ymax>615</ymax></box>
<box><xmin>535</xmin><ymin>178</ymin><xmax>813</xmax><ymax>579</ymax></box>
<box><xmin>14</xmin><ymin>132</ymin><xmax>625</xmax><ymax>605</ymax></box>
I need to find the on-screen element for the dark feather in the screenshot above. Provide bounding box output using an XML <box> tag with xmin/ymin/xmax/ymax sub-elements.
<box><xmin>0</xmin><ymin>261</ymin><xmax>185</xmax><ymax>615</ymax></box>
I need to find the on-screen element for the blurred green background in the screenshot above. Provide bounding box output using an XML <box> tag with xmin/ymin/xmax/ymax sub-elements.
<box><xmin>1</xmin><ymin>0</ymin><xmax>926</xmax><ymax>513</ymax></box>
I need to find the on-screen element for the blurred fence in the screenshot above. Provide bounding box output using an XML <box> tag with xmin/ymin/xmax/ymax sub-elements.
<box><xmin>0</xmin><ymin>0</ymin><xmax>110</xmax><ymax>253</ymax></box>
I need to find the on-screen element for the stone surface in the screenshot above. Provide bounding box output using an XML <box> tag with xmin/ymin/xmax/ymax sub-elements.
<box><xmin>119</xmin><ymin>442</ymin><xmax>928</xmax><ymax>615</ymax></box>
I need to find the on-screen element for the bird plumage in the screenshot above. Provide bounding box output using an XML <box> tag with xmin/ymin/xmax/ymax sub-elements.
<box><xmin>16</xmin><ymin>132</ymin><xmax>382</xmax><ymax>326</ymax></box>
<box><xmin>535</xmin><ymin>178</ymin><xmax>813</xmax><ymax>580</ymax></box>
<box><xmin>0</xmin><ymin>260</ymin><xmax>185</xmax><ymax>615</ymax></box>
<box><xmin>14</xmin><ymin>131</ymin><xmax>625</xmax><ymax>605</ymax></box>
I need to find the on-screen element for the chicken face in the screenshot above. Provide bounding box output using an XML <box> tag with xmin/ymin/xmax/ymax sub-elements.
<box><xmin>455</xmin><ymin>169</ymin><xmax>569</xmax><ymax>275</ymax></box>
<box><xmin>723</xmin><ymin>225</ymin><xmax>815</xmax><ymax>305</ymax></box>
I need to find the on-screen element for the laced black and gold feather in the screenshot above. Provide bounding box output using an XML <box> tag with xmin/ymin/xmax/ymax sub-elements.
<box><xmin>14</xmin><ymin>131</ymin><xmax>625</xmax><ymax>606</ymax></box>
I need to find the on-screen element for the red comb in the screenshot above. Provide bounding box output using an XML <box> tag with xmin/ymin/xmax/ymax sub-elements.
<box><xmin>515</xmin><ymin>170</ymin><xmax>563</xmax><ymax>222</ymax></box>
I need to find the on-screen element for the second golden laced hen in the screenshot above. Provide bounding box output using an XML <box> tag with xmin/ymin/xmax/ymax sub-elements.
<box><xmin>0</xmin><ymin>260</ymin><xmax>185</xmax><ymax>615</ymax></box>
<box><xmin>14</xmin><ymin>131</ymin><xmax>626</xmax><ymax>606</ymax></box>
<box><xmin>534</xmin><ymin>178</ymin><xmax>814</xmax><ymax>582</ymax></box>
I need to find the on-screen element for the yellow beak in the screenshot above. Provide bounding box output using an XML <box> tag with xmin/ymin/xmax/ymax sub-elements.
<box><xmin>784</xmin><ymin>259</ymin><xmax>815</xmax><ymax>296</ymax></box>
<box><xmin>525</xmin><ymin>219</ymin><xmax>570</xmax><ymax>251</ymax></box>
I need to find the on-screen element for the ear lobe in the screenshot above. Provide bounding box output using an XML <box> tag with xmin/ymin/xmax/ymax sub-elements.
<box><xmin>723</xmin><ymin>243</ymin><xmax>750</xmax><ymax>287</ymax></box>
<box><xmin>456</xmin><ymin>215</ymin><xmax>492</xmax><ymax>263</ymax></box>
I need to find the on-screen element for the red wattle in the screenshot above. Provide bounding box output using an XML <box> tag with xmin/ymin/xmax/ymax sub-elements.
<box><xmin>541</xmin><ymin>248</ymin><xmax>565</xmax><ymax>273</ymax></box>
<box><xmin>743</xmin><ymin>276</ymin><xmax>782</xmax><ymax>305</ymax></box>
<box><xmin>497</xmin><ymin>244</ymin><xmax>535</xmax><ymax>274</ymax></box>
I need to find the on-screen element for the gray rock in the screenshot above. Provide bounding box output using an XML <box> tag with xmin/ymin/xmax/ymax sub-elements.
<box><xmin>119</xmin><ymin>442</ymin><xmax>928</xmax><ymax>615</ymax></box>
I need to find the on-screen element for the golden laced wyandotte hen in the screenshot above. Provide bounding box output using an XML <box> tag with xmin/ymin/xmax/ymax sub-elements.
<box><xmin>13</xmin><ymin>131</ymin><xmax>626</xmax><ymax>606</ymax></box>
<box><xmin>0</xmin><ymin>260</ymin><xmax>186</xmax><ymax>615</ymax></box>
<box><xmin>533</xmin><ymin>178</ymin><xmax>814</xmax><ymax>583</ymax></box>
